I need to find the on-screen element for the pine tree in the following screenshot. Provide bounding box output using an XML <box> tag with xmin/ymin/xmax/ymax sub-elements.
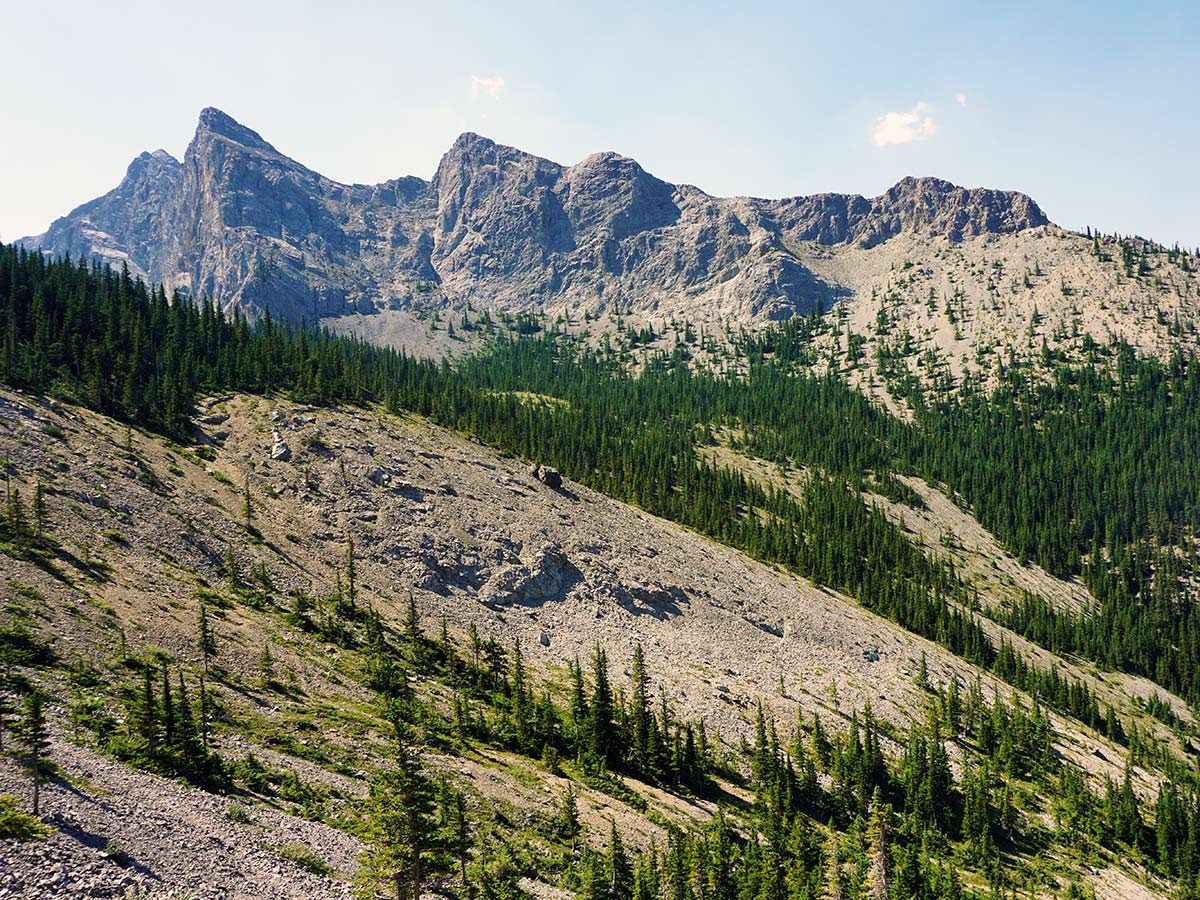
<box><xmin>175</xmin><ymin>672</ymin><xmax>198</xmax><ymax>765</ymax></box>
<box><xmin>510</xmin><ymin>639</ymin><xmax>531</xmax><ymax>751</ymax></box>
<box><xmin>607</xmin><ymin>820</ymin><xmax>633</xmax><ymax>900</ymax></box>
<box><xmin>198</xmin><ymin>604</ymin><xmax>217</xmax><ymax>674</ymax></box>
<box><xmin>820</xmin><ymin>831</ymin><xmax>844</xmax><ymax>900</ymax></box>
<box><xmin>160</xmin><ymin>667</ymin><xmax>176</xmax><ymax>752</ymax></box>
<box><xmin>0</xmin><ymin>642</ymin><xmax>13</xmax><ymax>752</ymax></box>
<box><xmin>31</xmin><ymin>481</ymin><xmax>47</xmax><ymax>538</ymax></box>
<box><xmin>224</xmin><ymin>542</ymin><xmax>240</xmax><ymax>591</ymax></box>
<box><xmin>344</xmin><ymin>534</ymin><xmax>357</xmax><ymax>613</ymax></box>
<box><xmin>632</xmin><ymin>850</ymin><xmax>659</xmax><ymax>900</ymax></box>
<box><xmin>6</xmin><ymin>487</ymin><xmax>28</xmax><ymax>549</ymax></box>
<box><xmin>584</xmin><ymin>851</ymin><xmax>610</xmax><ymax>900</ymax></box>
<box><xmin>558</xmin><ymin>785</ymin><xmax>582</xmax><ymax>851</ymax></box>
<box><xmin>199</xmin><ymin>673</ymin><xmax>211</xmax><ymax>751</ymax></box>
<box><xmin>404</xmin><ymin>593</ymin><xmax>422</xmax><ymax>665</ymax></box>
<box><xmin>16</xmin><ymin>690</ymin><xmax>50</xmax><ymax>816</ymax></box>
<box><xmin>630</xmin><ymin>644</ymin><xmax>651</xmax><ymax>776</ymax></box>
<box><xmin>259</xmin><ymin>643</ymin><xmax>275</xmax><ymax>685</ymax></box>
<box><xmin>441</xmin><ymin>782</ymin><xmax>471</xmax><ymax>887</ymax></box>
<box><xmin>361</xmin><ymin>722</ymin><xmax>436</xmax><ymax>900</ymax></box>
<box><xmin>588</xmin><ymin>645</ymin><xmax>615</xmax><ymax>768</ymax></box>
<box><xmin>133</xmin><ymin>667</ymin><xmax>159</xmax><ymax>757</ymax></box>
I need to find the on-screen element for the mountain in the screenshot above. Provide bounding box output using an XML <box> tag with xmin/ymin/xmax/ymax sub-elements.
<box><xmin>21</xmin><ymin>107</ymin><xmax>1048</xmax><ymax>324</ymax></box>
<box><xmin>3</xmin><ymin>244</ymin><xmax>1200</xmax><ymax>899</ymax></box>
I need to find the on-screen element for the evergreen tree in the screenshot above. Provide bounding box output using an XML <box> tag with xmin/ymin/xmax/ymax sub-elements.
<box><xmin>404</xmin><ymin>593</ymin><xmax>423</xmax><ymax>665</ymax></box>
<box><xmin>588</xmin><ymin>645</ymin><xmax>615</xmax><ymax>769</ymax></box>
<box><xmin>361</xmin><ymin>722</ymin><xmax>436</xmax><ymax>900</ymax></box>
<box><xmin>630</xmin><ymin>644</ymin><xmax>651</xmax><ymax>776</ymax></box>
<box><xmin>557</xmin><ymin>785</ymin><xmax>583</xmax><ymax>855</ymax></box>
<box><xmin>198</xmin><ymin>603</ymin><xmax>217</xmax><ymax>674</ymax></box>
<box><xmin>0</xmin><ymin>642</ymin><xmax>13</xmax><ymax>752</ymax></box>
<box><xmin>820</xmin><ymin>832</ymin><xmax>844</xmax><ymax>900</ymax></box>
<box><xmin>866</xmin><ymin>790</ymin><xmax>893</xmax><ymax>900</ymax></box>
<box><xmin>31</xmin><ymin>481</ymin><xmax>47</xmax><ymax>538</ymax></box>
<box><xmin>16</xmin><ymin>689</ymin><xmax>50</xmax><ymax>816</ymax></box>
<box><xmin>344</xmin><ymin>534</ymin><xmax>358</xmax><ymax>613</ymax></box>
<box><xmin>607</xmin><ymin>821</ymin><xmax>633</xmax><ymax>900</ymax></box>
<box><xmin>258</xmin><ymin>643</ymin><xmax>275</xmax><ymax>685</ymax></box>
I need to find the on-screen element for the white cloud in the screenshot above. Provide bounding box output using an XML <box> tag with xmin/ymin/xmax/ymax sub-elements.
<box><xmin>470</xmin><ymin>75</ymin><xmax>506</xmax><ymax>100</ymax></box>
<box><xmin>871</xmin><ymin>102</ymin><xmax>937</xmax><ymax>147</ymax></box>
<box><xmin>954</xmin><ymin>92</ymin><xmax>968</xmax><ymax>107</ymax></box>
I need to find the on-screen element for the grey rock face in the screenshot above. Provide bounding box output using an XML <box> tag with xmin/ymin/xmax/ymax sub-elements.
<box><xmin>24</xmin><ymin>148</ymin><xmax>181</xmax><ymax>279</ymax></box>
<box><xmin>21</xmin><ymin>109</ymin><xmax>1051</xmax><ymax>324</ymax></box>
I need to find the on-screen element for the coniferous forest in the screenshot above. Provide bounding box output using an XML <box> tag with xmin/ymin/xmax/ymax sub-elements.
<box><xmin>5</xmin><ymin>243</ymin><xmax>1200</xmax><ymax>898</ymax></box>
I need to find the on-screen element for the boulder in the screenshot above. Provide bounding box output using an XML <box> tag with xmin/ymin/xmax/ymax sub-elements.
<box><xmin>530</xmin><ymin>464</ymin><xmax>562</xmax><ymax>489</ymax></box>
<box><xmin>270</xmin><ymin>429</ymin><xmax>291</xmax><ymax>462</ymax></box>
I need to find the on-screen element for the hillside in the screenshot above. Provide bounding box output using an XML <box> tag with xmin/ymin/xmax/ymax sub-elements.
<box><xmin>0</xmin><ymin>384</ymin><xmax>1191</xmax><ymax>900</ymax></box>
<box><xmin>4</xmin><ymin>241</ymin><xmax>1200</xmax><ymax>899</ymax></box>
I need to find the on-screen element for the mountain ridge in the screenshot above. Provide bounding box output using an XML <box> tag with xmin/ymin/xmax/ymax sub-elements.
<box><xmin>21</xmin><ymin>107</ymin><xmax>1050</xmax><ymax>324</ymax></box>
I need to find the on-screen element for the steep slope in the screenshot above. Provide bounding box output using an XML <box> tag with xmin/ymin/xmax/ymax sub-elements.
<box><xmin>0</xmin><ymin>385</ymin><xmax>1189</xmax><ymax>899</ymax></box>
<box><xmin>21</xmin><ymin>108</ymin><xmax>1047</xmax><ymax>325</ymax></box>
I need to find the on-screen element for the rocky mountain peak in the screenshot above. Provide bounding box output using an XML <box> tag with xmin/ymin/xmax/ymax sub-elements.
<box><xmin>22</xmin><ymin>108</ymin><xmax>1059</xmax><ymax>324</ymax></box>
<box><xmin>880</xmin><ymin>175</ymin><xmax>1050</xmax><ymax>237</ymax></box>
<box><xmin>123</xmin><ymin>148</ymin><xmax>181</xmax><ymax>182</ymax></box>
<box><xmin>194</xmin><ymin>107</ymin><xmax>277</xmax><ymax>153</ymax></box>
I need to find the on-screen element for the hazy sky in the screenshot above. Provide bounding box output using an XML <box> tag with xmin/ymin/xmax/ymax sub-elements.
<box><xmin>2</xmin><ymin>0</ymin><xmax>1197</xmax><ymax>248</ymax></box>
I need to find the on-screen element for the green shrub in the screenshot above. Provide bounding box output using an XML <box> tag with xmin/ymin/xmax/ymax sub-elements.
<box><xmin>226</xmin><ymin>802</ymin><xmax>254</xmax><ymax>824</ymax></box>
<box><xmin>0</xmin><ymin>795</ymin><xmax>52</xmax><ymax>840</ymax></box>
<box><xmin>275</xmin><ymin>841</ymin><xmax>332</xmax><ymax>876</ymax></box>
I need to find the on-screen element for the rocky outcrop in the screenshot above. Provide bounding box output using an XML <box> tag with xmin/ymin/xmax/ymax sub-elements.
<box><xmin>21</xmin><ymin>108</ymin><xmax>1051</xmax><ymax>325</ymax></box>
<box><xmin>25</xmin><ymin>148</ymin><xmax>181</xmax><ymax>279</ymax></box>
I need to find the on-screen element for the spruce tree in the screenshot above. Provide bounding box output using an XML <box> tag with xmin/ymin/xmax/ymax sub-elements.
<box><xmin>198</xmin><ymin>603</ymin><xmax>216</xmax><ymax>674</ymax></box>
<box><xmin>588</xmin><ymin>645</ymin><xmax>615</xmax><ymax>769</ymax></box>
<box><xmin>224</xmin><ymin>542</ymin><xmax>240</xmax><ymax>591</ymax></box>
<box><xmin>6</xmin><ymin>487</ymin><xmax>28</xmax><ymax>550</ymax></box>
<box><xmin>133</xmin><ymin>666</ymin><xmax>159</xmax><ymax>757</ymax></box>
<box><xmin>31</xmin><ymin>481</ymin><xmax>47</xmax><ymax>539</ymax></box>
<box><xmin>259</xmin><ymin>643</ymin><xmax>275</xmax><ymax>685</ymax></box>
<box><xmin>558</xmin><ymin>785</ymin><xmax>582</xmax><ymax>851</ymax></box>
<box><xmin>16</xmin><ymin>690</ymin><xmax>50</xmax><ymax>816</ymax></box>
<box><xmin>404</xmin><ymin>593</ymin><xmax>422</xmax><ymax>665</ymax></box>
<box><xmin>820</xmin><ymin>831</ymin><xmax>844</xmax><ymax>900</ymax></box>
<box><xmin>344</xmin><ymin>534</ymin><xmax>357</xmax><ymax>613</ymax></box>
<box><xmin>607</xmin><ymin>821</ymin><xmax>633</xmax><ymax>900</ymax></box>
<box><xmin>361</xmin><ymin>722</ymin><xmax>436</xmax><ymax>900</ymax></box>
<box><xmin>865</xmin><ymin>789</ymin><xmax>893</xmax><ymax>900</ymax></box>
<box><xmin>630</xmin><ymin>644</ymin><xmax>651</xmax><ymax>776</ymax></box>
<box><xmin>160</xmin><ymin>667</ymin><xmax>175</xmax><ymax>752</ymax></box>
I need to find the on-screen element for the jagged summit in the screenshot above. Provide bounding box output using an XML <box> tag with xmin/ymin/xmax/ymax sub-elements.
<box><xmin>21</xmin><ymin>107</ymin><xmax>1054</xmax><ymax>323</ymax></box>
<box><xmin>194</xmin><ymin>106</ymin><xmax>277</xmax><ymax>152</ymax></box>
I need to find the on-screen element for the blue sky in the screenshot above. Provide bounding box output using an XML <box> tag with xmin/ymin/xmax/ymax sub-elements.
<box><xmin>2</xmin><ymin>0</ymin><xmax>1197</xmax><ymax>248</ymax></box>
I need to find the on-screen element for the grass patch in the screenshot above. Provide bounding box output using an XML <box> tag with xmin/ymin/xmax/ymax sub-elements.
<box><xmin>275</xmin><ymin>841</ymin><xmax>332</xmax><ymax>876</ymax></box>
<box><xmin>6</xmin><ymin>579</ymin><xmax>45</xmax><ymax>603</ymax></box>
